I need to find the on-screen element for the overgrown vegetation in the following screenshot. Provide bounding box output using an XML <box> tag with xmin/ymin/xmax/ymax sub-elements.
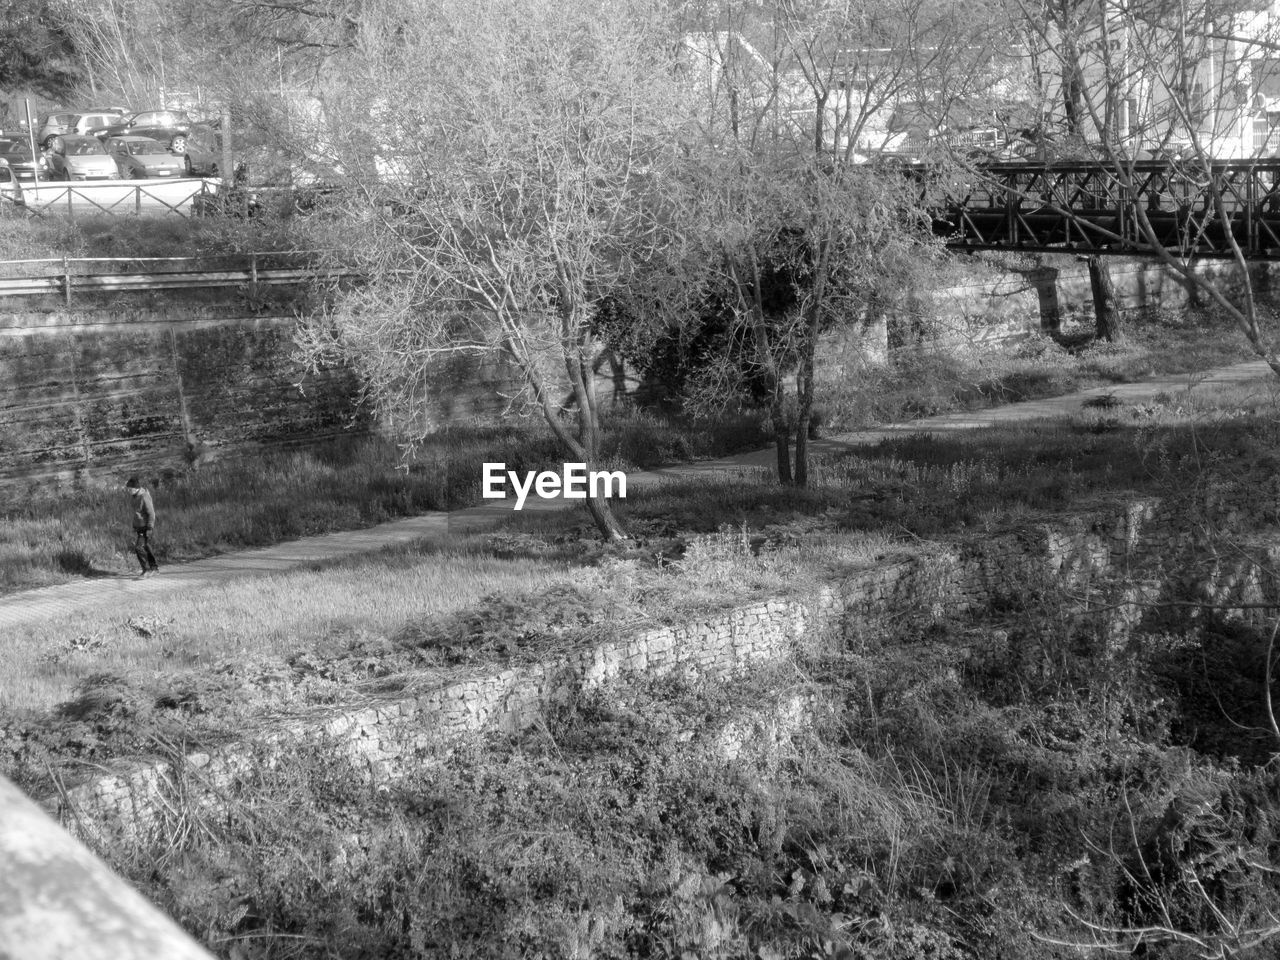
<box><xmin>74</xmin><ymin>538</ymin><xmax>1280</xmax><ymax>959</ymax></box>
<box><xmin>815</xmin><ymin>305</ymin><xmax>1260</xmax><ymax>432</ymax></box>
<box><xmin>0</xmin><ymin>206</ymin><xmax>308</xmax><ymax>264</ymax></box>
<box><xmin>5</xmin><ymin>338</ymin><xmax>1280</xmax><ymax>957</ymax></box>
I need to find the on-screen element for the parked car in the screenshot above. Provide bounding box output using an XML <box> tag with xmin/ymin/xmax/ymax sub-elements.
<box><xmin>182</xmin><ymin>123</ymin><xmax>222</xmax><ymax>176</ymax></box>
<box><xmin>104</xmin><ymin>136</ymin><xmax>187</xmax><ymax>178</ymax></box>
<box><xmin>37</xmin><ymin>110</ymin><xmax>127</xmax><ymax>148</ymax></box>
<box><xmin>0</xmin><ymin>138</ymin><xmax>47</xmax><ymax>183</ymax></box>
<box><xmin>45</xmin><ymin>135</ymin><xmax>121</xmax><ymax>180</ymax></box>
<box><xmin>82</xmin><ymin>104</ymin><xmax>130</xmax><ymax>118</ymax></box>
<box><xmin>92</xmin><ymin>110</ymin><xmax>193</xmax><ymax>153</ymax></box>
<box><xmin>0</xmin><ymin>160</ymin><xmax>15</xmax><ymax>199</ymax></box>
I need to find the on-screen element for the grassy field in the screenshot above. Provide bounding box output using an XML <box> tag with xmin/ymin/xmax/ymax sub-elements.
<box><xmin>5</xmin><ymin>364</ymin><xmax>1280</xmax><ymax>958</ymax></box>
<box><xmin>0</xmin><ymin>544</ymin><xmax>577</xmax><ymax>713</ymax></box>
<box><xmin>6</xmin><ymin>377</ymin><xmax>1278</xmax><ymax>736</ymax></box>
<box><xmin>2</xmin><ymin>306</ymin><xmax>1260</xmax><ymax>600</ymax></box>
<box><xmin>0</xmin><ymin>411</ymin><xmax>767</xmax><ymax>595</ymax></box>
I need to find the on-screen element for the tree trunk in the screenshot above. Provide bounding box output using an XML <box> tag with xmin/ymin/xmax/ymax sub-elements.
<box><xmin>1032</xmin><ymin>263</ymin><xmax>1061</xmax><ymax>337</ymax></box>
<box><xmin>514</xmin><ymin>325</ymin><xmax>628</xmax><ymax>543</ymax></box>
<box><xmin>1088</xmin><ymin>255</ymin><xmax>1120</xmax><ymax>341</ymax></box>
<box><xmin>584</xmin><ymin>488</ymin><xmax>628</xmax><ymax>542</ymax></box>
<box><xmin>771</xmin><ymin>398</ymin><xmax>793</xmax><ymax>485</ymax></box>
<box><xmin>794</xmin><ymin>423</ymin><xmax>808</xmax><ymax>487</ymax></box>
<box><xmin>794</xmin><ymin>340</ymin><xmax>817</xmax><ymax>488</ymax></box>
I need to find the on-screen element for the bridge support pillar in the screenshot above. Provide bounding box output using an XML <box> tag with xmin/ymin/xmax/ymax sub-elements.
<box><xmin>1030</xmin><ymin>266</ymin><xmax>1061</xmax><ymax>335</ymax></box>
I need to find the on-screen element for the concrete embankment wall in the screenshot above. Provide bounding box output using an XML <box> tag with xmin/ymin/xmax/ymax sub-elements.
<box><xmin>0</xmin><ymin>310</ymin><xmax>362</xmax><ymax>494</ymax></box>
<box><xmin>0</xmin><ymin>306</ymin><xmax>643</xmax><ymax>496</ymax></box>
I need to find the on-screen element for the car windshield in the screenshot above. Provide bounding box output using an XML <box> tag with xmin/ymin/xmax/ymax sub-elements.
<box><xmin>69</xmin><ymin>139</ymin><xmax>106</xmax><ymax>156</ymax></box>
<box><xmin>0</xmin><ymin>141</ymin><xmax>33</xmax><ymax>160</ymax></box>
<box><xmin>128</xmin><ymin>141</ymin><xmax>167</xmax><ymax>156</ymax></box>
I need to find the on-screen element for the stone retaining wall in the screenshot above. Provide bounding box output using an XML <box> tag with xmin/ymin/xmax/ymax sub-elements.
<box><xmin>911</xmin><ymin>256</ymin><xmax>1279</xmax><ymax>357</ymax></box>
<box><xmin>41</xmin><ymin>497</ymin><xmax>1280</xmax><ymax>843</ymax></box>
<box><xmin>0</xmin><ymin>311</ymin><xmax>363</xmax><ymax>495</ymax></box>
<box><xmin>0</xmin><ymin>307</ymin><xmax>642</xmax><ymax>495</ymax></box>
<box><xmin>44</xmin><ymin>567</ymin><xmax>921</xmax><ymax>844</ymax></box>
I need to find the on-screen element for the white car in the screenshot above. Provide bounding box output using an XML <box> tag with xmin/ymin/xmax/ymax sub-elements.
<box><xmin>37</xmin><ymin>111</ymin><xmax>127</xmax><ymax>148</ymax></box>
<box><xmin>45</xmin><ymin>136</ymin><xmax>120</xmax><ymax>181</ymax></box>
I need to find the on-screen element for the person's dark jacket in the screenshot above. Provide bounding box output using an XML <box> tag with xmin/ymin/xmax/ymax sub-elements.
<box><xmin>131</xmin><ymin>488</ymin><xmax>156</xmax><ymax>531</ymax></box>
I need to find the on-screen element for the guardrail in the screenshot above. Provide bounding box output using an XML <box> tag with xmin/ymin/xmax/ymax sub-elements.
<box><xmin>0</xmin><ymin>774</ymin><xmax>216</xmax><ymax>960</ymax></box>
<box><xmin>0</xmin><ymin>253</ymin><xmax>355</xmax><ymax>302</ymax></box>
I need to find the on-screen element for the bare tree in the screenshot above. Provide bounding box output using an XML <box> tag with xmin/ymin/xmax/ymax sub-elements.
<box><xmin>293</xmin><ymin>0</ymin><xmax>691</xmax><ymax>541</ymax></box>
<box><xmin>1004</xmin><ymin>0</ymin><xmax>1280</xmax><ymax>369</ymax></box>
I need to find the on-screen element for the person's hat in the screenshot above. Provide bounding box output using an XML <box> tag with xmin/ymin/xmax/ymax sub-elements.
<box><xmin>125</xmin><ymin>476</ymin><xmax>140</xmax><ymax>489</ymax></box>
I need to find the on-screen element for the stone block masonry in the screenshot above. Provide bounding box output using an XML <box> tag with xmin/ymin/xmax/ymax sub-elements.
<box><xmin>0</xmin><ymin>307</ymin><xmax>643</xmax><ymax>494</ymax></box>
<box><xmin>42</xmin><ymin>570</ymin><xmax>921</xmax><ymax>845</ymax></box>
<box><xmin>0</xmin><ymin>312</ymin><xmax>363</xmax><ymax>494</ymax></box>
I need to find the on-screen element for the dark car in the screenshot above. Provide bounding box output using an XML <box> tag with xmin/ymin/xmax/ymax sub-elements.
<box><xmin>0</xmin><ymin>137</ymin><xmax>47</xmax><ymax>183</ymax></box>
<box><xmin>92</xmin><ymin>109</ymin><xmax>194</xmax><ymax>153</ymax></box>
<box><xmin>182</xmin><ymin>123</ymin><xmax>223</xmax><ymax>176</ymax></box>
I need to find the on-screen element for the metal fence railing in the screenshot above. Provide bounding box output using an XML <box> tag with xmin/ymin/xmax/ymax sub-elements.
<box><xmin>4</xmin><ymin>177</ymin><xmax>220</xmax><ymax>218</ymax></box>
<box><xmin>0</xmin><ymin>252</ymin><xmax>356</xmax><ymax>302</ymax></box>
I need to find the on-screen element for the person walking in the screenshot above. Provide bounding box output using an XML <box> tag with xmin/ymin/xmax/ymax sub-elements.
<box><xmin>125</xmin><ymin>476</ymin><xmax>160</xmax><ymax>577</ymax></box>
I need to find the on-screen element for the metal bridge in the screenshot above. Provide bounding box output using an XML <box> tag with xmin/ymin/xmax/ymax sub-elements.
<box><xmin>937</xmin><ymin>159</ymin><xmax>1280</xmax><ymax>260</ymax></box>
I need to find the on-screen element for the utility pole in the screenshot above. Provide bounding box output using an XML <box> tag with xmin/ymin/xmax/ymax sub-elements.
<box><xmin>23</xmin><ymin>99</ymin><xmax>39</xmax><ymax>185</ymax></box>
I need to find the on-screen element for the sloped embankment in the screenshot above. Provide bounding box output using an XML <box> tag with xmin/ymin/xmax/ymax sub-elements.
<box><xmin>41</xmin><ymin>497</ymin><xmax>1280</xmax><ymax>958</ymax></box>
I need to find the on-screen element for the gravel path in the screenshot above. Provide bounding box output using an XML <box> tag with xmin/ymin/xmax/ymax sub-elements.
<box><xmin>1</xmin><ymin>358</ymin><xmax>1273</xmax><ymax>631</ymax></box>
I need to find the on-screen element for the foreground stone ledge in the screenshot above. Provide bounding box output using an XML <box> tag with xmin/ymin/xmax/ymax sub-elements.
<box><xmin>0</xmin><ymin>775</ymin><xmax>215</xmax><ymax>960</ymax></box>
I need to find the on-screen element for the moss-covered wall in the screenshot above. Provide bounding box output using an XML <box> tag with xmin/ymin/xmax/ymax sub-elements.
<box><xmin>0</xmin><ymin>311</ymin><xmax>362</xmax><ymax>493</ymax></box>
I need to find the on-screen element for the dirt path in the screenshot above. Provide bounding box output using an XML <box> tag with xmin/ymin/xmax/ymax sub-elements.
<box><xmin>2</xmin><ymin>358</ymin><xmax>1273</xmax><ymax>631</ymax></box>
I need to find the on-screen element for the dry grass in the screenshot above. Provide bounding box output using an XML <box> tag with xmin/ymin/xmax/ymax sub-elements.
<box><xmin>1</xmin><ymin>543</ymin><xmax>573</xmax><ymax>713</ymax></box>
<box><xmin>5</xmin><ymin>371</ymin><xmax>1278</xmax><ymax>725</ymax></box>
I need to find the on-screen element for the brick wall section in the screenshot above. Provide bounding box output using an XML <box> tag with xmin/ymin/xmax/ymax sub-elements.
<box><xmin>40</xmin><ymin>498</ymin><xmax>1280</xmax><ymax>843</ymax></box>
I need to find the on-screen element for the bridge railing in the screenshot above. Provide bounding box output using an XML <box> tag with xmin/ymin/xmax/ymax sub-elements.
<box><xmin>937</xmin><ymin>159</ymin><xmax>1280</xmax><ymax>259</ymax></box>
<box><xmin>0</xmin><ymin>773</ymin><xmax>216</xmax><ymax>960</ymax></box>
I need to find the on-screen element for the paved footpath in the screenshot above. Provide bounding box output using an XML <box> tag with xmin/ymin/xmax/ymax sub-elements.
<box><xmin>1</xmin><ymin>358</ymin><xmax>1275</xmax><ymax>631</ymax></box>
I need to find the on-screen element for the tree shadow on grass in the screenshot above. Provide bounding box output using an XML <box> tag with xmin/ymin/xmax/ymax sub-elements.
<box><xmin>54</xmin><ymin>548</ymin><xmax>124</xmax><ymax>579</ymax></box>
